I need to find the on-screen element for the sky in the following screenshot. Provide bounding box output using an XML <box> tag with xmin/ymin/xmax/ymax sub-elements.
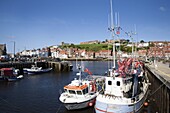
<box><xmin>0</xmin><ymin>0</ymin><xmax>170</xmax><ymax>53</ymax></box>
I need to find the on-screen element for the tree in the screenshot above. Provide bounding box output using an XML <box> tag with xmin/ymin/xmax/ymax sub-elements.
<box><xmin>140</xmin><ymin>40</ymin><xmax>144</xmax><ymax>43</ymax></box>
<box><xmin>127</xmin><ymin>39</ymin><xmax>130</xmax><ymax>43</ymax></box>
<box><xmin>68</xmin><ymin>43</ymin><xmax>75</xmax><ymax>48</ymax></box>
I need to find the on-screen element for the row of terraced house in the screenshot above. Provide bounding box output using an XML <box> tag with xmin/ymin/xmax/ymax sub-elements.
<box><xmin>138</xmin><ymin>41</ymin><xmax>170</xmax><ymax>59</ymax></box>
<box><xmin>19</xmin><ymin>46</ymin><xmax>111</xmax><ymax>59</ymax></box>
<box><xmin>1</xmin><ymin>41</ymin><xmax>170</xmax><ymax>59</ymax></box>
<box><xmin>17</xmin><ymin>41</ymin><xmax>170</xmax><ymax>59</ymax></box>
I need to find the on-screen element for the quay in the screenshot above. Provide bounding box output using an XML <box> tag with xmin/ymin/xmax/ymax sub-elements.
<box><xmin>0</xmin><ymin>61</ymin><xmax>71</xmax><ymax>73</ymax></box>
<box><xmin>61</xmin><ymin>58</ymin><xmax>115</xmax><ymax>61</ymax></box>
<box><xmin>145</xmin><ymin>61</ymin><xmax>170</xmax><ymax>113</ymax></box>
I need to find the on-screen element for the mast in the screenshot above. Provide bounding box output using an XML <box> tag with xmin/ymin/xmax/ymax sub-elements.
<box><xmin>108</xmin><ymin>14</ymin><xmax>111</xmax><ymax>69</ymax></box>
<box><xmin>134</xmin><ymin>24</ymin><xmax>137</xmax><ymax>59</ymax></box>
<box><xmin>131</xmin><ymin>36</ymin><xmax>134</xmax><ymax>58</ymax></box>
<box><xmin>110</xmin><ymin>0</ymin><xmax>116</xmax><ymax>68</ymax></box>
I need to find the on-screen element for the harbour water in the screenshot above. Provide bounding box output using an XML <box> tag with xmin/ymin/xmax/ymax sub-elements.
<box><xmin>0</xmin><ymin>61</ymin><xmax>151</xmax><ymax>113</ymax></box>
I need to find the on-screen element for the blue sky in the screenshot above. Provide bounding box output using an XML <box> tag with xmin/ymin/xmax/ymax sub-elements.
<box><xmin>0</xmin><ymin>0</ymin><xmax>170</xmax><ymax>53</ymax></box>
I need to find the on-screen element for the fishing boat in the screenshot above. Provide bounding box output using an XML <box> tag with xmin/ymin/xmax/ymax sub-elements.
<box><xmin>59</xmin><ymin>65</ymin><xmax>98</xmax><ymax>110</ymax></box>
<box><xmin>0</xmin><ymin>68</ymin><xmax>23</xmax><ymax>81</ymax></box>
<box><xmin>95</xmin><ymin>58</ymin><xmax>150</xmax><ymax>113</ymax></box>
<box><xmin>26</xmin><ymin>65</ymin><xmax>52</xmax><ymax>74</ymax></box>
<box><xmin>95</xmin><ymin>0</ymin><xmax>150</xmax><ymax>112</ymax></box>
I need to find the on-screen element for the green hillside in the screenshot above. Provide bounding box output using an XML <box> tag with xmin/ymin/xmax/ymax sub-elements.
<box><xmin>60</xmin><ymin>43</ymin><xmax>139</xmax><ymax>53</ymax></box>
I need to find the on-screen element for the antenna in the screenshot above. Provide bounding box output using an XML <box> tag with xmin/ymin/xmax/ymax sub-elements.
<box><xmin>134</xmin><ymin>24</ymin><xmax>137</xmax><ymax>35</ymax></box>
<box><xmin>110</xmin><ymin>0</ymin><xmax>114</xmax><ymax>31</ymax></box>
<box><xmin>115</xmin><ymin>12</ymin><xmax>120</xmax><ymax>28</ymax></box>
<box><xmin>110</xmin><ymin>0</ymin><xmax>116</xmax><ymax>68</ymax></box>
<box><xmin>118</xmin><ymin>12</ymin><xmax>120</xmax><ymax>27</ymax></box>
<box><xmin>115</xmin><ymin>12</ymin><xmax>117</xmax><ymax>27</ymax></box>
<box><xmin>134</xmin><ymin>24</ymin><xmax>138</xmax><ymax>59</ymax></box>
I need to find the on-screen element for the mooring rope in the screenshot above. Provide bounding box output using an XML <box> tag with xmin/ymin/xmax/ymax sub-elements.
<box><xmin>56</xmin><ymin>104</ymin><xmax>62</xmax><ymax>113</ymax></box>
<box><xmin>148</xmin><ymin>79</ymin><xmax>170</xmax><ymax>98</ymax></box>
<box><xmin>0</xmin><ymin>96</ymin><xmax>25</xmax><ymax>112</ymax></box>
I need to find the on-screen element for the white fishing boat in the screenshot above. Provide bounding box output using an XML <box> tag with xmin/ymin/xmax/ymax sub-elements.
<box><xmin>95</xmin><ymin>58</ymin><xmax>150</xmax><ymax>113</ymax></box>
<box><xmin>26</xmin><ymin>65</ymin><xmax>52</xmax><ymax>74</ymax></box>
<box><xmin>95</xmin><ymin>0</ymin><xmax>150</xmax><ymax>112</ymax></box>
<box><xmin>59</xmin><ymin>65</ymin><xmax>98</xmax><ymax>110</ymax></box>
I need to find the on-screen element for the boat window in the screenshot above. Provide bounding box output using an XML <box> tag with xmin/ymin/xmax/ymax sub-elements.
<box><xmin>68</xmin><ymin>90</ymin><xmax>76</xmax><ymax>94</ymax></box>
<box><xmin>82</xmin><ymin>87</ymin><xmax>88</xmax><ymax>94</ymax></box>
<box><xmin>108</xmin><ymin>81</ymin><xmax>112</xmax><ymax>85</ymax></box>
<box><xmin>117</xmin><ymin>81</ymin><xmax>120</xmax><ymax>86</ymax></box>
<box><xmin>64</xmin><ymin>89</ymin><xmax>67</xmax><ymax>92</ymax></box>
<box><xmin>76</xmin><ymin>91</ymin><xmax>82</xmax><ymax>95</ymax></box>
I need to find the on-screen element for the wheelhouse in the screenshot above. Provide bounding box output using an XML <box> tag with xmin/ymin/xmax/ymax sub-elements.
<box><xmin>64</xmin><ymin>84</ymin><xmax>89</xmax><ymax>96</ymax></box>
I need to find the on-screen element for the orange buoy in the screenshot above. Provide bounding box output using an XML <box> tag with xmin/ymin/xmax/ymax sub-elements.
<box><xmin>144</xmin><ymin>102</ymin><xmax>149</xmax><ymax>107</ymax></box>
<box><xmin>88</xmin><ymin>102</ymin><xmax>93</xmax><ymax>106</ymax></box>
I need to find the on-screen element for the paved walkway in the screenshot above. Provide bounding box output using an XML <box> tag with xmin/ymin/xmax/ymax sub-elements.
<box><xmin>146</xmin><ymin>61</ymin><xmax>170</xmax><ymax>87</ymax></box>
<box><xmin>154</xmin><ymin>62</ymin><xmax>170</xmax><ymax>76</ymax></box>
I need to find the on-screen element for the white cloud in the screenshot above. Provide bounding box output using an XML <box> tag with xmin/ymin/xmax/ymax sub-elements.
<box><xmin>159</xmin><ymin>6</ymin><xmax>166</xmax><ymax>12</ymax></box>
<box><xmin>6</xmin><ymin>36</ymin><xmax>16</xmax><ymax>38</ymax></box>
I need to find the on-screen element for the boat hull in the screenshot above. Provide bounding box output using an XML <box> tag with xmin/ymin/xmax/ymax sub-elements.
<box><xmin>23</xmin><ymin>68</ymin><xmax>28</xmax><ymax>74</ymax></box>
<box><xmin>7</xmin><ymin>78</ymin><xmax>18</xmax><ymax>81</ymax></box>
<box><xmin>63</xmin><ymin>98</ymin><xmax>96</xmax><ymax>110</ymax></box>
<box><xmin>95</xmin><ymin>89</ymin><xmax>149</xmax><ymax>113</ymax></box>
<box><xmin>7</xmin><ymin>77</ymin><xmax>18</xmax><ymax>81</ymax></box>
<box><xmin>27</xmin><ymin>68</ymin><xmax>52</xmax><ymax>74</ymax></box>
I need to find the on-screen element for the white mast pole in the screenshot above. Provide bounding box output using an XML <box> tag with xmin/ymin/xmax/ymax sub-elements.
<box><xmin>131</xmin><ymin>35</ymin><xmax>134</xmax><ymax>58</ymax></box>
<box><xmin>110</xmin><ymin>0</ymin><xmax>115</xmax><ymax>68</ymax></box>
<box><xmin>134</xmin><ymin>24</ymin><xmax>137</xmax><ymax>59</ymax></box>
<box><xmin>118</xmin><ymin>12</ymin><xmax>120</xmax><ymax>27</ymax></box>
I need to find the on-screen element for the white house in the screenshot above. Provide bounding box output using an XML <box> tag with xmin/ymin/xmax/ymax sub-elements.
<box><xmin>138</xmin><ymin>42</ymin><xmax>149</xmax><ymax>48</ymax></box>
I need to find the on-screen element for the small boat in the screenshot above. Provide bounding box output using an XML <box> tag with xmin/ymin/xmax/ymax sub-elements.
<box><xmin>59</xmin><ymin>65</ymin><xmax>98</xmax><ymax>110</ymax></box>
<box><xmin>0</xmin><ymin>68</ymin><xmax>23</xmax><ymax>81</ymax></box>
<box><xmin>26</xmin><ymin>65</ymin><xmax>52</xmax><ymax>74</ymax></box>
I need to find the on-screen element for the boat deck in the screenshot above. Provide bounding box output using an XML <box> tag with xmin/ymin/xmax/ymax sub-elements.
<box><xmin>91</xmin><ymin>75</ymin><xmax>105</xmax><ymax>82</ymax></box>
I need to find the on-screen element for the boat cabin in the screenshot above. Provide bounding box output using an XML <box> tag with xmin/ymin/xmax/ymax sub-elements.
<box><xmin>0</xmin><ymin>68</ymin><xmax>15</xmax><ymax>76</ymax></box>
<box><xmin>30</xmin><ymin>65</ymin><xmax>42</xmax><ymax>70</ymax></box>
<box><xmin>63</xmin><ymin>79</ymin><xmax>96</xmax><ymax>96</ymax></box>
<box><xmin>64</xmin><ymin>84</ymin><xmax>88</xmax><ymax>96</ymax></box>
<box><xmin>0</xmin><ymin>68</ymin><xmax>19</xmax><ymax>80</ymax></box>
<box><xmin>105</xmin><ymin>76</ymin><xmax>133</xmax><ymax>97</ymax></box>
